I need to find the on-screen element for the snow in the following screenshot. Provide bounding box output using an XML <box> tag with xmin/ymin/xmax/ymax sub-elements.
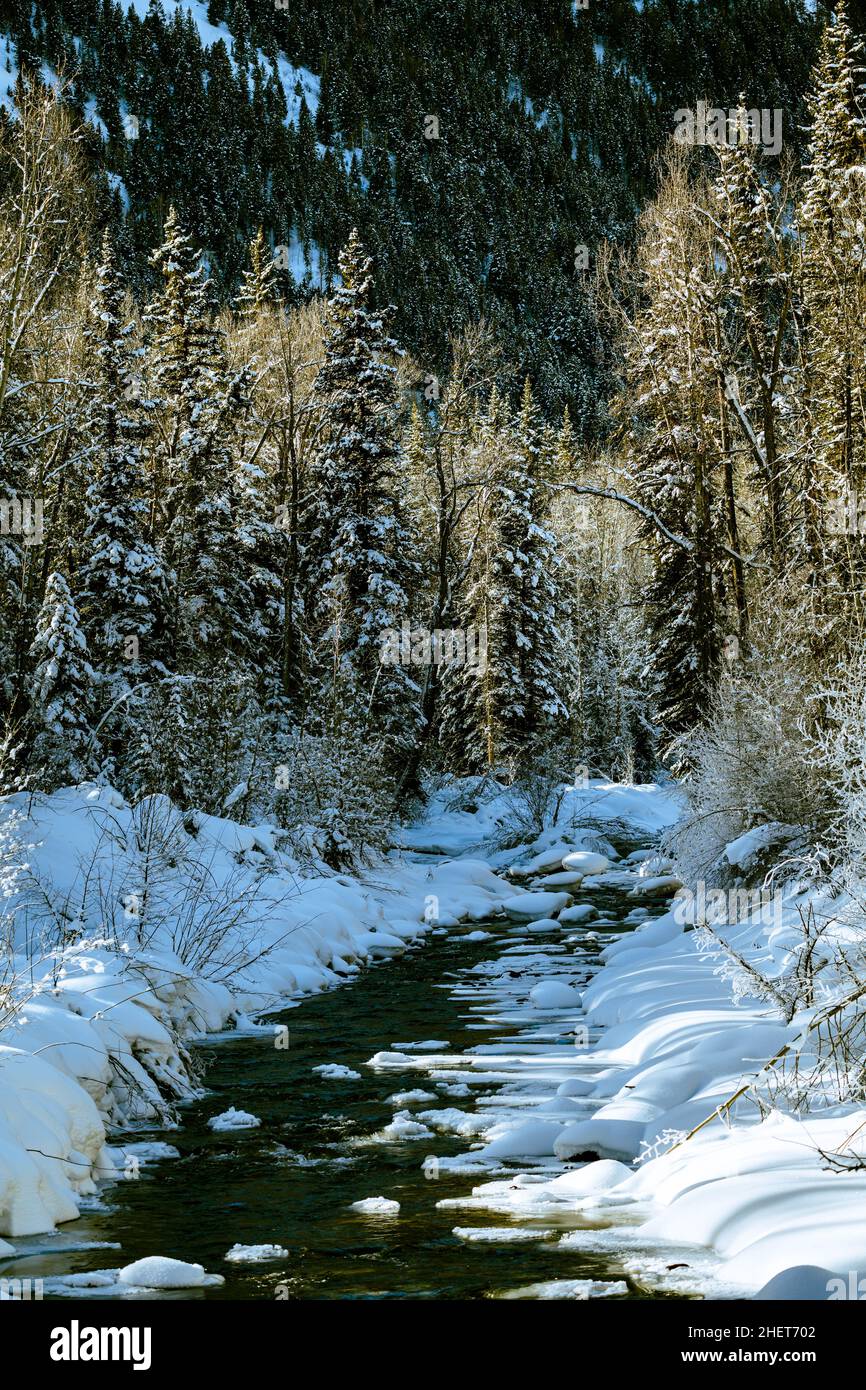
<box><xmin>411</xmin><ymin>823</ymin><xmax>866</xmax><ymax>1295</ymax></box>
<box><xmin>723</xmin><ymin>822</ymin><xmax>798</xmax><ymax>869</ymax></box>
<box><xmin>4</xmin><ymin>771</ymin><xmax>859</xmax><ymax>1301</ymax></box>
<box><xmin>380</xmin><ymin>1111</ymin><xmax>434</xmax><ymax>1141</ymax></box>
<box><xmin>46</xmin><ymin>1257</ymin><xmax>225</xmax><ymax>1294</ymax></box>
<box><xmin>529</xmin><ymin>981</ymin><xmax>581</xmax><ymax>1009</ymax></box>
<box><xmin>476</xmin><ymin>1120</ymin><xmax>563</xmax><ymax>1160</ymax></box>
<box><xmin>224</xmin><ymin>1243</ymin><xmax>288</xmax><ymax>1263</ymax></box>
<box><xmin>0</xmin><ymin>779</ymin><xmax>525</xmax><ymax>1237</ymax></box>
<box><xmin>0</xmin><ymin>36</ymin><xmax>16</xmax><ymax>111</ymax></box>
<box><xmin>207</xmin><ymin>1107</ymin><xmax>261</xmax><ymax>1131</ymax></box>
<box><xmin>123</xmin><ymin>0</ymin><xmax>320</xmax><ymax>121</ymax></box>
<box><xmin>502</xmin><ymin>892</ymin><xmax>572</xmax><ymax>920</ymax></box>
<box><xmin>561</xmin><ymin>851</ymin><xmax>610</xmax><ymax>874</ymax></box>
<box><xmin>452</xmin><ymin>1225</ymin><xmax>555</xmax><ymax>1243</ymax></box>
<box><xmin>500</xmin><ymin>1278</ymin><xmax>628</xmax><ymax>1299</ymax></box>
<box><xmin>557</xmin><ymin>903</ymin><xmax>597</xmax><ymax>925</ymax></box>
<box><xmin>523</xmin><ymin>917</ymin><xmax>559</xmax><ymax>932</ymax></box>
<box><xmin>628</xmin><ymin>873</ymin><xmax>683</xmax><ymax>898</ymax></box>
<box><xmin>117</xmin><ymin>1256</ymin><xmax>223</xmax><ymax>1289</ymax></box>
<box><xmin>307</xmin><ymin>777</ymin><xmax>866</xmax><ymax>1297</ymax></box>
<box><xmin>350</xmin><ymin>1196</ymin><xmax>400</xmax><ymax>1215</ymax></box>
<box><xmin>753</xmin><ymin>1266</ymin><xmax>837</xmax><ymax>1301</ymax></box>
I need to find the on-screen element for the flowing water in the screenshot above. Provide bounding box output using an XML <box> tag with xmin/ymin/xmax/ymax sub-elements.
<box><xmin>16</xmin><ymin>846</ymin><xmax>677</xmax><ymax>1301</ymax></box>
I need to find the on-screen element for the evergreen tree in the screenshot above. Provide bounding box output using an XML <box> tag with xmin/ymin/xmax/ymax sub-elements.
<box><xmin>307</xmin><ymin>229</ymin><xmax>420</xmax><ymax>760</ymax></box>
<box><xmin>26</xmin><ymin>572</ymin><xmax>98</xmax><ymax>789</ymax></box>
<box><xmin>144</xmin><ymin>207</ymin><xmax>254</xmax><ymax>670</ymax></box>
<box><xmin>619</xmin><ymin>156</ymin><xmax>727</xmax><ymax>759</ymax></box>
<box><xmin>440</xmin><ymin>383</ymin><xmax>571</xmax><ymax>774</ymax></box>
<box><xmin>78</xmin><ymin>232</ymin><xmax>169</xmax><ymax>690</ymax></box>
<box><xmin>235</xmin><ymin>226</ymin><xmax>279</xmax><ymax>319</ymax></box>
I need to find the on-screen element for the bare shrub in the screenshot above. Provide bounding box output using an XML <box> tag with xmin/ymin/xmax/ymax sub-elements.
<box><xmin>665</xmin><ymin>607</ymin><xmax>831</xmax><ymax>886</ymax></box>
<box><xmin>486</xmin><ymin>751</ymin><xmax>569</xmax><ymax>849</ymax></box>
<box><xmin>272</xmin><ymin>728</ymin><xmax>393</xmax><ymax>869</ymax></box>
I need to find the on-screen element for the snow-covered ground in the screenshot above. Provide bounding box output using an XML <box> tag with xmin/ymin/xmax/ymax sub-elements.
<box><xmin>379</xmin><ymin>789</ymin><xmax>866</xmax><ymax>1298</ymax></box>
<box><xmin>0</xmin><ymin>780</ymin><xmax>524</xmax><ymax>1237</ymax></box>
<box><xmin>4</xmin><ymin>773</ymin><xmax>865</xmax><ymax>1301</ymax></box>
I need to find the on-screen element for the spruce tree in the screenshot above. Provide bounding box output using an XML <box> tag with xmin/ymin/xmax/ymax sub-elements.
<box><xmin>27</xmin><ymin>572</ymin><xmax>97</xmax><ymax>790</ymax></box>
<box><xmin>235</xmin><ymin>226</ymin><xmax>279</xmax><ymax>319</ymax></box>
<box><xmin>440</xmin><ymin>383</ymin><xmax>571</xmax><ymax>774</ymax></box>
<box><xmin>307</xmin><ymin>229</ymin><xmax>420</xmax><ymax>762</ymax></box>
<box><xmin>619</xmin><ymin>157</ymin><xmax>727</xmax><ymax>759</ymax></box>
<box><xmin>78</xmin><ymin>232</ymin><xmax>169</xmax><ymax>691</ymax></box>
<box><xmin>144</xmin><ymin>207</ymin><xmax>254</xmax><ymax>671</ymax></box>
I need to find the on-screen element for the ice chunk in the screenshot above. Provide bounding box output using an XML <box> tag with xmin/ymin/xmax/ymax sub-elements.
<box><xmin>350</xmin><ymin>1196</ymin><xmax>400</xmax><ymax>1215</ymax></box>
<box><xmin>207</xmin><ymin>1107</ymin><xmax>261</xmax><ymax>1131</ymax></box>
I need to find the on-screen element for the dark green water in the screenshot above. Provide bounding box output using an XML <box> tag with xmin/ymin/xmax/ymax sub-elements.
<box><xmin>16</xmin><ymin>859</ymin><xmax>672</xmax><ymax>1300</ymax></box>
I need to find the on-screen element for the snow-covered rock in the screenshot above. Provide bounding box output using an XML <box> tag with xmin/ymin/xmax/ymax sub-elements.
<box><xmin>207</xmin><ymin>1107</ymin><xmax>261</xmax><ymax>1131</ymax></box>
<box><xmin>502</xmin><ymin>892</ymin><xmax>572</xmax><ymax>920</ymax></box>
<box><xmin>628</xmin><ymin>874</ymin><xmax>683</xmax><ymax>899</ymax></box>
<box><xmin>118</xmin><ymin>1256</ymin><xmax>223</xmax><ymax>1289</ymax></box>
<box><xmin>529</xmin><ymin>981</ymin><xmax>582</xmax><ymax>1009</ymax></box>
<box><xmin>561</xmin><ymin>851</ymin><xmax>611</xmax><ymax>875</ymax></box>
<box><xmin>224</xmin><ymin>1243</ymin><xmax>288</xmax><ymax>1263</ymax></box>
<box><xmin>350</xmin><ymin>1196</ymin><xmax>400</xmax><ymax>1215</ymax></box>
<box><xmin>558</xmin><ymin>903</ymin><xmax>597</xmax><ymax>925</ymax></box>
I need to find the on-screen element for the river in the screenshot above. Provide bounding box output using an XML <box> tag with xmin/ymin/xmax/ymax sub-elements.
<box><xmin>19</xmin><ymin>840</ymin><xmax>677</xmax><ymax>1300</ymax></box>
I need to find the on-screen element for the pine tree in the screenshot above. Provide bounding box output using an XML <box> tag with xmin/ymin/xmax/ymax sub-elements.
<box><xmin>26</xmin><ymin>572</ymin><xmax>97</xmax><ymax>790</ymax></box>
<box><xmin>235</xmin><ymin>226</ymin><xmax>279</xmax><ymax>319</ymax></box>
<box><xmin>307</xmin><ymin>229</ymin><xmax>421</xmax><ymax>762</ymax></box>
<box><xmin>711</xmin><ymin>120</ymin><xmax>791</xmax><ymax>585</ymax></box>
<box><xmin>619</xmin><ymin>155</ymin><xmax>728</xmax><ymax>759</ymax></box>
<box><xmin>144</xmin><ymin>207</ymin><xmax>254</xmax><ymax>671</ymax></box>
<box><xmin>440</xmin><ymin>383</ymin><xmax>571</xmax><ymax>774</ymax></box>
<box><xmin>78</xmin><ymin>232</ymin><xmax>169</xmax><ymax>691</ymax></box>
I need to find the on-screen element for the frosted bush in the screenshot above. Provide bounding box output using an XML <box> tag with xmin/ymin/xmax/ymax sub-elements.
<box><xmin>273</xmin><ymin>728</ymin><xmax>393</xmax><ymax>869</ymax></box>
<box><xmin>665</xmin><ymin>608</ymin><xmax>829</xmax><ymax>886</ymax></box>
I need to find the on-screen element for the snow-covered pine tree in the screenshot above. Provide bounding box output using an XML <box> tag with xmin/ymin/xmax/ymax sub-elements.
<box><xmin>26</xmin><ymin>572</ymin><xmax>98</xmax><ymax>790</ymax></box>
<box><xmin>233</xmin><ymin>451</ymin><xmax>285</xmax><ymax>703</ymax></box>
<box><xmin>0</xmin><ymin>421</ymin><xmax>26</xmax><ymax>723</ymax></box>
<box><xmin>619</xmin><ymin>152</ymin><xmax>728</xmax><ymax>761</ymax></box>
<box><xmin>235</xmin><ymin>226</ymin><xmax>280</xmax><ymax>320</ymax></box>
<box><xmin>144</xmin><ymin>207</ymin><xmax>255</xmax><ymax>672</ymax></box>
<box><xmin>307</xmin><ymin>229</ymin><xmax>421</xmax><ymax>766</ymax></box>
<box><xmin>78</xmin><ymin>232</ymin><xmax>169</xmax><ymax>693</ymax></box>
<box><xmin>439</xmin><ymin>382</ymin><xmax>571</xmax><ymax>775</ymax></box>
<box><xmin>509</xmin><ymin>380</ymin><xmax>572</xmax><ymax>760</ymax></box>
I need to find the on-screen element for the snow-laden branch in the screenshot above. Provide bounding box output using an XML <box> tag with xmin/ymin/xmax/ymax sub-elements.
<box><xmin>547</xmin><ymin>480</ymin><xmax>757</xmax><ymax>566</ymax></box>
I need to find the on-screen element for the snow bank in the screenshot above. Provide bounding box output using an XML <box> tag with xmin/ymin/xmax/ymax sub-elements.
<box><xmin>0</xmin><ymin>780</ymin><xmax>518</xmax><ymax>1237</ymax></box>
<box><xmin>444</xmin><ymin>822</ymin><xmax>866</xmax><ymax>1294</ymax></box>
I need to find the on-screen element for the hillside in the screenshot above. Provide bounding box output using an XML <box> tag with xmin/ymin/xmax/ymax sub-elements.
<box><xmin>0</xmin><ymin>0</ymin><xmax>826</xmax><ymax>424</ymax></box>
